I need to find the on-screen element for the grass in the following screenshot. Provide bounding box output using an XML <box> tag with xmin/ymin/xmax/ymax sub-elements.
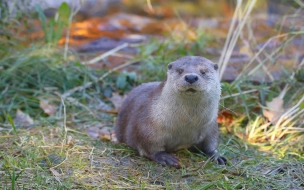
<box><xmin>1</xmin><ymin>0</ymin><xmax>304</xmax><ymax>189</ymax></box>
<box><xmin>1</xmin><ymin>127</ymin><xmax>303</xmax><ymax>189</ymax></box>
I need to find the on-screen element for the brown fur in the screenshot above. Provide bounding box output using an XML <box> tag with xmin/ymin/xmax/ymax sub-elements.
<box><xmin>114</xmin><ymin>56</ymin><xmax>226</xmax><ymax>168</ymax></box>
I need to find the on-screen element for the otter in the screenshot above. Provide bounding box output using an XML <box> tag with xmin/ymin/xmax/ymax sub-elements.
<box><xmin>114</xmin><ymin>56</ymin><xmax>226</xmax><ymax>168</ymax></box>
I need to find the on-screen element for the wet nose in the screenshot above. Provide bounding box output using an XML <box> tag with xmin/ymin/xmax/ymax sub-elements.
<box><xmin>184</xmin><ymin>74</ymin><xmax>198</xmax><ymax>84</ymax></box>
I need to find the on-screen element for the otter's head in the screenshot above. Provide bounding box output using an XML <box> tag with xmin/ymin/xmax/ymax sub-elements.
<box><xmin>166</xmin><ymin>56</ymin><xmax>220</xmax><ymax>97</ymax></box>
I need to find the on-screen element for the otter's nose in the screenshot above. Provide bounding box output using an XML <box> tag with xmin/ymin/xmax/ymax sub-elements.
<box><xmin>184</xmin><ymin>74</ymin><xmax>198</xmax><ymax>84</ymax></box>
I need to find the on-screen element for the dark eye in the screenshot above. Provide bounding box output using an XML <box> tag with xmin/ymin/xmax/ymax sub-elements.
<box><xmin>176</xmin><ymin>68</ymin><xmax>184</xmax><ymax>74</ymax></box>
<box><xmin>200</xmin><ymin>69</ymin><xmax>206</xmax><ymax>75</ymax></box>
<box><xmin>168</xmin><ymin>64</ymin><xmax>172</xmax><ymax>69</ymax></box>
<box><xmin>214</xmin><ymin>64</ymin><xmax>218</xmax><ymax>70</ymax></box>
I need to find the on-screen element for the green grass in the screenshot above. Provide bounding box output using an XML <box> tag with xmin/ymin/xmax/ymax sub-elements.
<box><xmin>1</xmin><ymin>0</ymin><xmax>304</xmax><ymax>189</ymax></box>
<box><xmin>1</xmin><ymin>127</ymin><xmax>303</xmax><ymax>189</ymax></box>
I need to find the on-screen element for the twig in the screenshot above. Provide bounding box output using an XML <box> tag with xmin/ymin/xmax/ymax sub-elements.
<box><xmin>112</xmin><ymin>53</ymin><xmax>134</xmax><ymax>59</ymax></box>
<box><xmin>81</xmin><ymin>43</ymin><xmax>129</xmax><ymax>65</ymax></box>
<box><xmin>221</xmin><ymin>88</ymin><xmax>269</xmax><ymax>100</ymax></box>
<box><xmin>0</xmin><ymin>135</ymin><xmax>15</xmax><ymax>138</ymax></box>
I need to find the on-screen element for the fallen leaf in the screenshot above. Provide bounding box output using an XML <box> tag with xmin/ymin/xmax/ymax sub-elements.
<box><xmin>50</xmin><ymin>168</ymin><xmax>64</xmax><ymax>178</ymax></box>
<box><xmin>86</xmin><ymin>127</ymin><xmax>116</xmax><ymax>142</ymax></box>
<box><xmin>109</xmin><ymin>92</ymin><xmax>127</xmax><ymax>112</ymax></box>
<box><xmin>66</xmin><ymin>135</ymin><xmax>73</xmax><ymax>145</ymax></box>
<box><xmin>217</xmin><ymin>110</ymin><xmax>234</xmax><ymax>124</ymax></box>
<box><xmin>13</xmin><ymin>109</ymin><xmax>34</xmax><ymax>127</ymax></box>
<box><xmin>40</xmin><ymin>99</ymin><xmax>57</xmax><ymax>116</ymax></box>
<box><xmin>263</xmin><ymin>97</ymin><xmax>284</xmax><ymax>124</ymax></box>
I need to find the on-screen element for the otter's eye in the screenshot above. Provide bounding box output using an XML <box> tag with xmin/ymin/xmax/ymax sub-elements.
<box><xmin>200</xmin><ymin>68</ymin><xmax>208</xmax><ymax>75</ymax></box>
<box><xmin>168</xmin><ymin>64</ymin><xmax>172</xmax><ymax>69</ymax></box>
<box><xmin>176</xmin><ymin>68</ymin><xmax>184</xmax><ymax>74</ymax></box>
<box><xmin>214</xmin><ymin>64</ymin><xmax>219</xmax><ymax>70</ymax></box>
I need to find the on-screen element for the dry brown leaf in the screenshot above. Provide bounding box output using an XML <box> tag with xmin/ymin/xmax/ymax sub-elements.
<box><xmin>39</xmin><ymin>99</ymin><xmax>57</xmax><ymax>116</ymax></box>
<box><xmin>263</xmin><ymin>97</ymin><xmax>284</xmax><ymax>124</ymax></box>
<box><xmin>86</xmin><ymin>127</ymin><xmax>117</xmax><ymax>142</ymax></box>
<box><xmin>217</xmin><ymin>110</ymin><xmax>234</xmax><ymax>124</ymax></box>
<box><xmin>13</xmin><ymin>109</ymin><xmax>34</xmax><ymax>127</ymax></box>
<box><xmin>109</xmin><ymin>92</ymin><xmax>127</xmax><ymax>112</ymax></box>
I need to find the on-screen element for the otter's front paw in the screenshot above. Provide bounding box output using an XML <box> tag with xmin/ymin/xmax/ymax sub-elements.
<box><xmin>150</xmin><ymin>151</ymin><xmax>181</xmax><ymax>168</ymax></box>
<box><xmin>206</xmin><ymin>150</ymin><xmax>227</xmax><ymax>165</ymax></box>
<box><xmin>215</xmin><ymin>156</ymin><xmax>227</xmax><ymax>165</ymax></box>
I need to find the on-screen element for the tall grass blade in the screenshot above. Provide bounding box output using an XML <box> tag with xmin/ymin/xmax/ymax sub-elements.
<box><xmin>7</xmin><ymin>114</ymin><xmax>17</xmax><ymax>135</ymax></box>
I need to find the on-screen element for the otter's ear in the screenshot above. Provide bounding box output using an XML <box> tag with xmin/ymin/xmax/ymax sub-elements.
<box><xmin>168</xmin><ymin>64</ymin><xmax>172</xmax><ymax>70</ymax></box>
<box><xmin>214</xmin><ymin>64</ymin><xmax>219</xmax><ymax>70</ymax></box>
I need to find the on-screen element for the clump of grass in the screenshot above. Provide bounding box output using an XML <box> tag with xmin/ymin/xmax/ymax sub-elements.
<box><xmin>215</xmin><ymin>0</ymin><xmax>304</xmax><ymax>157</ymax></box>
<box><xmin>0</xmin><ymin>46</ymin><xmax>86</xmax><ymax>120</ymax></box>
<box><xmin>0</xmin><ymin>45</ymin><xmax>139</xmax><ymax>124</ymax></box>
